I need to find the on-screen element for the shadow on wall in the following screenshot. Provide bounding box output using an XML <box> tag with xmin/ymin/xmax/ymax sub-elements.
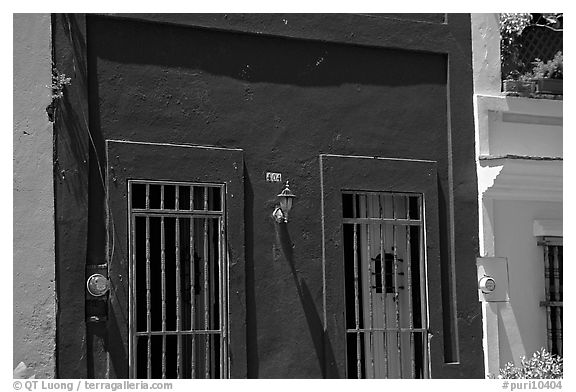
<box><xmin>243</xmin><ymin>167</ymin><xmax>260</xmax><ymax>378</ymax></box>
<box><xmin>274</xmin><ymin>221</ymin><xmax>338</xmax><ymax>378</ymax></box>
<box><xmin>87</xmin><ymin>15</ymin><xmax>446</xmax><ymax>89</ymax></box>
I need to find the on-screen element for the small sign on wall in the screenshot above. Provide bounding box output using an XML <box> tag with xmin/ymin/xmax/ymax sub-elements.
<box><xmin>266</xmin><ymin>172</ymin><xmax>282</xmax><ymax>182</ymax></box>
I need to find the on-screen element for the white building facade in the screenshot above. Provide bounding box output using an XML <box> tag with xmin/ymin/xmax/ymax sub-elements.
<box><xmin>471</xmin><ymin>14</ymin><xmax>563</xmax><ymax>376</ymax></box>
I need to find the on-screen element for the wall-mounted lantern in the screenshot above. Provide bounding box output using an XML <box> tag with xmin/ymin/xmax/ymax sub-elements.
<box><xmin>272</xmin><ymin>181</ymin><xmax>296</xmax><ymax>223</ymax></box>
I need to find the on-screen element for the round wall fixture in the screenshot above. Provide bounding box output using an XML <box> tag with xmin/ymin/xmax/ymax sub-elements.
<box><xmin>87</xmin><ymin>273</ymin><xmax>110</xmax><ymax>297</ymax></box>
<box><xmin>478</xmin><ymin>276</ymin><xmax>496</xmax><ymax>294</ymax></box>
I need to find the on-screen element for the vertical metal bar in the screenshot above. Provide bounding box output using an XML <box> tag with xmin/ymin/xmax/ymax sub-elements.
<box><xmin>145</xmin><ymin>213</ymin><xmax>151</xmax><ymax>378</ymax></box>
<box><xmin>419</xmin><ymin>196</ymin><xmax>429</xmax><ymax>378</ymax></box>
<box><xmin>218</xmin><ymin>187</ymin><xmax>225</xmax><ymax>377</ymax></box>
<box><xmin>545</xmin><ymin>305</ymin><xmax>553</xmax><ymax>354</ymax></box>
<box><xmin>405</xmin><ymin>197</ymin><xmax>415</xmax><ymax>378</ymax></box>
<box><xmin>208</xmin><ymin>218</ymin><xmax>215</xmax><ymax>377</ymax></box>
<box><xmin>190</xmin><ymin>186</ymin><xmax>196</xmax><ymax>378</ymax></box>
<box><xmin>160</xmin><ymin>185</ymin><xmax>166</xmax><ymax>378</ymax></box>
<box><xmin>367</xmin><ymin>220</ymin><xmax>375</xmax><ymax>377</ymax></box>
<box><xmin>353</xmin><ymin>194</ymin><xmax>361</xmax><ymax>378</ymax></box>
<box><xmin>221</xmin><ymin>216</ymin><xmax>228</xmax><ymax>378</ymax></box>
<box><xmin>552</xmin><ymin>246</ymin><xmax>561</xmax><ymax>301</ymax></box>
<box><xmin>379</xmin><ymin>195</ymin><xmax>388</xmax><ymax>378</ymax></box>
<box><xmin>171</xmin><ymin>186</ymin><xmax>180</xmax><ymax>378</ymax></box>
<box><xmin>354</xmin><ymin>224</ymin><xmax>361</xmax><ymax>379</ymax></box>
<box><xmin>130</xmin><ymin>210</ymin><xmax>137</xmax><ymax>377</ymax></box>
<box><xmin>218</xmin><ymin>215</ymin><xmax>223</xmax><ymax>378</ymax></box>
<box><xmin>392</xmin><ymin>199</ymin><xmax>402</xmax><ymax>378</ymax></box>
<box><xmin>146</xmin><ymin>184</ymin><xmax>150</xmax><ymax>210</ymax></box>
<box><xmin>552</xmin><ymin>246</ymin><xmax>562</xmax><ymax>354</ymax></box>
<box><xmin>556</xmin><ymin>307</ymin><xmax>563</xmax><ymax>356</ymax></box>
<box><xmin>203</xmin><ymin>215</ymin><xmax>210</xmax><ymax>378</ymax></box>
<box><xmin>554</xmin><ymin>246</ymin><xmax>562</xmax><ymax>355</ymax></box>
<box><xmin>543</xmin><ymin>245</ymin><xmax>553</xmax><ymax>352</ymax></box>
<box><xmin>161</xmin><ymin>215</ymin><xmax>166</xmax><ymax>379</ymax></box>
<box><xmin>204</xmin><ymin>187</ymin><xmax>210</xmax><ymax>378</ymax></box>
<box><xmin>176</xmin><ymin>216</ymin><xmax>182</xmax><ymax>378</ymax></box>
<box><xmin>203</xmin><ymin>186</ymin><xmax>210</xmax><ymax>378</ymax></box>
<box><xmin>221</xmin><ymin>187</ymin><xmax>228</xmax><ymax>378</ymax></box>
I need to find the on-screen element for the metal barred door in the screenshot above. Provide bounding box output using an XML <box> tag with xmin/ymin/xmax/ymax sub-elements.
<box><xmin>321</xmin><ymin>154</ymin><xmax>443</xmax><ymax>379</ymax></box>
<box><xmin>105</xmin><ymin>141</ymin><xmax>245</xmax><ymax>378</ymax></box>
<box><xmin>342</xmin><ymin>191</ymin><xmax>428</xmax><ymax>378</ymax></box>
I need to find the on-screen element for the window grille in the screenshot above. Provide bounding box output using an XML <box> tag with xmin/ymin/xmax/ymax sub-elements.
<box><xmin>128</xmin><ymin>180</ymin><xmax>228</xmax><ymax>379</ymax></box>
<box><xmin>538</xmin><ymin>237</ymin><xmax>563</xmax><ymax>356</ymax></box>
<box><xmin>342</xmin><ymin>191</ymin><xmax>429</xmax><ymax>379</ymax></box>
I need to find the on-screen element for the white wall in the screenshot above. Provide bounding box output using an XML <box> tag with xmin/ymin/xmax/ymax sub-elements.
<box><xmin>475</xmin><ymin>96</ymin><xmax>563</xmax><ymax>373</ymax></box>
<box><xmin>492</xmin><ymin>199</ymin><xmax>562</xmax><ymax>365</ymax></box>
<box><xmin>471</xmin><ymin>13</ymin><xmax>501</xmax><ymax>95</ymax></box>
<box><xmin>471</xmin><ymin>13</ymin><xmax>563</xmax><ymax>376</ymax></box>
<box><xmin>13</xmin><ymin>13</ymin><xmax>55</xmax><ymax>378</ymax></box>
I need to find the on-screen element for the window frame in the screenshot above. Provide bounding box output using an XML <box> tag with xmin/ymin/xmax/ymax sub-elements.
<box><xmin>538</xmin><ymin>236</ymin><xmax>563</xmax><ymax>357</ymax></box>
<box><xmin>127</xmin><ymin>180</ymin><xmax>229</xmax><ymax>379</ymax></box>
<box><xmin>105</xmin><ymin>140</ymin><xmax>246</xmax><ymax>378</ymax></box>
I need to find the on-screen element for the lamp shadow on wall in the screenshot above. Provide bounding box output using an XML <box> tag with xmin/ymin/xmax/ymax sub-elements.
<box><xmin>274</xmin><ymin>221</ymin><xmax>338</xmax><ymax>378</ymax></box>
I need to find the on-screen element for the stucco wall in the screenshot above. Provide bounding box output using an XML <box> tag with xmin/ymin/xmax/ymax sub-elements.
<box><xmin>472</xmin><ymin>11</ymin><xmax>563</xmax><ymax>374</ymax></box>
<box><xmin>471</xmin><ymin>13</ymin><xmax>501</xmax><ymax>95</ymax></box>
<box><xmin>493</xmin><ymin>199</ymin><xmax>562</xmax><ymax>366</ymax></box>
<box><xmin>52</xmin><ymin>14</ymin><xmax>483</xmax><ymax>378</ymax></box>
<box><xmin>13</xmin><ymin>13</ymin><xmax>55</xmax><ymax>378</ymax></box>
<box><xmin>489</xmin><ymin>116</ymin><xmax>562</xmax><ymax>157</ymax></box>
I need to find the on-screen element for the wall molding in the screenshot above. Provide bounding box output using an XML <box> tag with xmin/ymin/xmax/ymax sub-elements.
<box><xmin>533</xmin><ymin>219</ymin><xmax>563</xmax><ymax>237</ymax></box>
<box><xmin>480</xmin><ymin>159</ymin><xmax>562</xmax><ymax>202</ymax></box>
<box><xmin>474</xmin><ymin>94</ymin><xmax>563</xmax><ymax>157</ymax></box>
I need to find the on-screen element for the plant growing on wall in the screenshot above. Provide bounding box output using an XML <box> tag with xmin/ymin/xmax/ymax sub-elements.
<box><xmin>51</xmin><ymin>67</ymin><xmax>72</xmax><ymax>100</ymax></box>
<box><xmin>46</xmin><ymin>64</ymin><xmax>71</xmax><ymax>122</ymax></box>
<box><xmin>490</xmin><ymin>348</ymin><xmax>563</xmax><ymax>379</ymax></box>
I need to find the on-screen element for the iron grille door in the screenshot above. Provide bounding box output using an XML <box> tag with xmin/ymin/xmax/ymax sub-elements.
<box><xmin>128</xmin><ymin>181</ymin><xmax>228</xmax><ymax>378</ymax></box>
<box><xmin>104</xmin><ymin>140</ymin><xmax>246</xmax><ymax>379</ymax></box>
<box><xmin>320</xmin><ymin>154</ymin><xmax>442</xmax><ymax>379</ymax></box>
<box><xmin>342</xmin><ymin>192</ymin><xmax>429</xmax><ymax>378</ymax></box>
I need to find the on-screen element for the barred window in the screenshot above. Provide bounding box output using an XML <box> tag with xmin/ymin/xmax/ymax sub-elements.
<box><xmin>538</xmin><ymin>237</ymin><xmax>562</xmax><ymax>356</ymax></box>
<box><xmin>128</xmin><ymin>180</ymin><xmax>228</xmax><ymax>379</ymax></box>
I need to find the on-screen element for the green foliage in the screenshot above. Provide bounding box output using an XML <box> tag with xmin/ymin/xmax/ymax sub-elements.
<box><xmin>500</xmin><ymin>13</ymin><xmax>533</xmax><ymax>79</ymax></box>
<box><xmin>527</xmin><ymin>51</ymin><xmax>563</xmax><ymax>80</ymax></box>
<box><xmin>500</xmin><ymin>13</ymin><xmax>533</xmax><ymax>45</ymax></box>
<box><xmin>495</xmin><ymin>348</ymin><xmax>563</xmax><ymax>379</ymax></box>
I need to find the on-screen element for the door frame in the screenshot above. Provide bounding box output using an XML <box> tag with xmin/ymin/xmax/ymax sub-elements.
<box><xmin>320</xmin><ymin>154</ymin><xmax>442</xmax><ymax>378</ymax></box>
<box><xmin>104</xmin><ymin>140</ymin><xmax>246</xmax><ymax>378</ymax></box>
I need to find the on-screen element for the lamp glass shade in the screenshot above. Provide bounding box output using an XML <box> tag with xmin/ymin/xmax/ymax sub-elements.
<box><xmin>279</xmin><ymin>197</ymin><xmax>293</xmax><ymax>215</ymax></box>
<box><xmin>277</xmin><ymin>181</ymin><xmax>296</xmax><ymax>221</ymax></box>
